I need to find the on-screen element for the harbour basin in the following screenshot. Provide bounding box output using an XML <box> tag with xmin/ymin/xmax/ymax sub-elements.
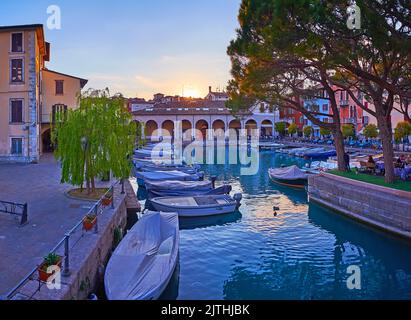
<box><xmin>151</xmin><ymin>149</ymin><xmax>411</xmax><ymax>300</ymax></box>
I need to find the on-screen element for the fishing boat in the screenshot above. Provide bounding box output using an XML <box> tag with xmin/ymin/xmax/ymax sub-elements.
<box><xmin>150</xmin><ymin>194</ymin><xmax>242</xmax><ymax>217</ymax></box>
<box><xmin>297</xmin><ymin>147</ymin><xmax>325</xmax><ymax>157</ymax></box>
<box><xmin>268</xmin><ymin>165</ymin><xmax>309</xmax><ymax>189</ymax></box>
<box><xmin>145</xmin><ymin>179</ymin><xmax>232</xmax><ymax>199</ymax></box>
<box><xmin>287</xmin><ymin>147</ymin><xmax>310</xmax><ymax>156</ymax></box>
<box><xmin>138</xmin><ymin>165</ymin><xmax>198</xmax><ymax>174</ymax></box>
<box><xmin>104</xmin><ymin>211</ymin><xmax>179</xmax><ymax>300</ymax></box>
<box><xmin>303</xmin><ymin>149</ymin><xmax>337</xmax><ymax>160</ymax></box>
<box><xmin>135</xmin><ymin>170</ymin><xmax>204</xmax><ymax>187</ymax></box>
<box><xmin>134</xmin><ymin>148</ymin><xmax>173</xmax><ymax>160</ymax></box>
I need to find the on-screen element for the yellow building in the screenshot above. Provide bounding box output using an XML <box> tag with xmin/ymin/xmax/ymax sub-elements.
<box><xmin>0</xmin><ymin>24</ymin><xmax>87</xmax><ymax>163</ymax></box>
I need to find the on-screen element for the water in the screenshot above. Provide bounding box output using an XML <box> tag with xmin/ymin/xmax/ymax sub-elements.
<box><xmin>139</xmin><ymin>150</ymin><xmax>411</xmax><ymax>300</ymax></box>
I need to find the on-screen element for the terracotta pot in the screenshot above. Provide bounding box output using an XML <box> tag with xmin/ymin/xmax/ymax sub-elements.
<box><xmin>37</xmin><ymin>256</ymin><xmax>63</xmax><ymax>282</ymax></box>
<box><xmin>102</xmin><ymin>196</ymin><xmax>112</xmax><ymax>206</ymax></box>
<box><xmin>83</xmin><ymin>216</ymin><xmax>97</xmax><ymax>231</ymax></box>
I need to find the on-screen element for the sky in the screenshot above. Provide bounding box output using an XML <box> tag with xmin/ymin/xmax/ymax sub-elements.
<box><xmin>0</xmin><ymin>0</ymin><xmax>241</xmax><ymax>99</ymax></box>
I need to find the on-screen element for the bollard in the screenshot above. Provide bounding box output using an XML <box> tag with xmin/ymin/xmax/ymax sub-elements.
<box><xmin>62</xmin><ymin>234</ymin><xmax>71</xmax><ymax>277</ymax></box>
<box><xmin>121</xmin><ymin>179</ymin><xmax>125</xmax><ymax>194</ymax></box>
<box><xmin>94</xmin><ymin>204</ymin><xmax>99</xmax><ymax>234</ymax></box>
<box><xmin>111</xmin><ymin>187</ymin><xmax>115</xmax><ymax>209</ymax></box>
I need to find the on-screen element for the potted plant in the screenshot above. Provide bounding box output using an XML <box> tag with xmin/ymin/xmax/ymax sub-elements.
<box><xmin>38</xmin><ymin>253</ymin><xmax>63</xmax><ymax>282</ymax></box>
<box><xmin>83</xmin><ymin>213</ymin><xmax>97</xmax><ymax>231</ymax></box>
<box><xmin>102</xmin><ymin>192</ymin><xmax>113</xmax><ymax>206</ymax></box>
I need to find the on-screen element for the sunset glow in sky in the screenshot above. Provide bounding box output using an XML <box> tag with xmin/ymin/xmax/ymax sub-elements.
<box><xmin>0</xmin><ymin>0</ymin><xmax>241</xmax><ymax>99</ymax></box>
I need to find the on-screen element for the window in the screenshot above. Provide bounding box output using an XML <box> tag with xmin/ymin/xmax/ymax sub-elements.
<box><xmin>322</xmin><ymin>104</ymin><xmax>329</xmax><ymax>112</ymax></box>
<box><xmin>10</xmin><ymin>99</ymin><xmax>23</xmax><ymax>123</ymax></box>
<box><xmin>11</xmin><ymin>59</ymin><xmax>24</xmax><ymax>83</ymax></box>
<box><xmin>11</xmin><ymin>138</ymin><xmax>23</xmax><ymax>155</ymax></box>
<box><xmin>55</xmin><ymin>80</ymin><xmax>64</xmax><ymax>95</ymax></box>
<box><xmin>11</xmin><ymin>33</ymin><xmax>23</xmax><ymax>52</ymax></box>
<box><xmin>52</xmin><ymin>104</ymin><xmax>67</xmax><ymax>122</ymax></box>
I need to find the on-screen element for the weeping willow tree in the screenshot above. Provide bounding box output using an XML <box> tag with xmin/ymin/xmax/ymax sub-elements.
<box><xmin>51</xmin><ymin>89</ymin><xmax>136</xmax><ymax>194</ymax></box>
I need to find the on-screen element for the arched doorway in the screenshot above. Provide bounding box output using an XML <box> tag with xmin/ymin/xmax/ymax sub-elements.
<box><xmin>42</xmin><ymin>128</ymin><xmax>53</xmax><ymax>153</ymax></box>
<box><xmin>181</xmin><ymin>120</ymin><xmax>192</xmax><ymax>140</ymax></box>
<box><xmin>245</xmin><ymin>119</ymin><xmax>258</xmax><ymax>136</ymax></box>
<box><xmin>162</xmin><ymin>120</ymin><xmax>175</xmax><ymax>138</ymax></box>
<box><xmin>261</xmin><ymin>120</ymin><xmax>273</xmax><ymax>137</ymax></box>
<box><xmin>212</xmin><ymin>119</ymin><xmax>225</xmax><ymax>138</ymax></box>
<box><xmin>145</xmin><ymin>120</ymin><xmax>158</xmax><ymax>137</ymax></box>
<box><xmin>195</xmin><ymin>120</ymin><xmax>209</xmax><ymax>140</ymax></box>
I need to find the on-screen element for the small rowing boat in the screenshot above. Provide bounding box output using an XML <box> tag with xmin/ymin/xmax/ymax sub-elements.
<box><xmin>150</xmin><ymin>194</ymin><xmax>242</xmax><ymax>217</ymax></box>
<box><xmin>268</xmin><ymin>165</ymin><xmax>309</xmax><ymax>189</ymax></box>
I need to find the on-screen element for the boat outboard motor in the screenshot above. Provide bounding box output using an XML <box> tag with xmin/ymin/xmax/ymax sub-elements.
<box><xmin>211</xmin><ymin>176</ymin><xmax>217</xmax><ymax>189</ymax></box>
<box><xmin>233</xmin><ymin>193</ymin><xmax>243</xmax><ymax>209</ymax></box>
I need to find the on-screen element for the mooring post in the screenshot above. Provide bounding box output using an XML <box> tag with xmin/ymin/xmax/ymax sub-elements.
<box><xmin>20</xmin><ymin>203</ymin><xmax>28</xmax><ymax>225</ymax></box>
<box><xmin>62</xmin><ymin>234</ymin><xmax>71</xmax><ymax>277</ymax></box>
<box><xmin>94</xmin><ymin>204</ymin><xmax>99</xmax><ymax>234</ymax></box>
<box><xmin>111</xmin><ymin>186</ymin><xmax>115</xmax><ymax>209</ymax></box>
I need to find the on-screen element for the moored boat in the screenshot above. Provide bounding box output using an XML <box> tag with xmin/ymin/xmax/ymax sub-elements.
<box><xmin>145</xmin><ymin>179</ymin><xmax>232</xmax><ymax>199</ymax></box>
<box><xmin>104</xmin><ymin>211</ymin><xmax>179</xmax><ymax>300</ymax></box>
<box><xmin>268</xmin><ymin>165</ymin><xmax>309</xmax><ymax>189</ymax></box>
<box><xmin>135</xmin><ymin>170</ymin><xmax>204</xmax><ymax>187</ymax></box>
<box><xmin>150</xmin><ymin>194</ymin><xmax>242</xmax><ymax>217</ymax></box>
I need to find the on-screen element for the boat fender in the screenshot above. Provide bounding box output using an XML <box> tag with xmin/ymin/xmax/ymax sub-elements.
<box><xmin>233</xmin><ymin>193</ymin><xmax>242</xmax><ymax>208</ymax></box>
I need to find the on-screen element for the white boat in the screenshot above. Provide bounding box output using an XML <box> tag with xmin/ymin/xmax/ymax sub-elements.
<box><xmin>104</xmin><ymin>211</ymin><xmax>179</xmax><ymax>300</ymax></box>
<box><xmin>287</xmin><ymin>147</ymin><xmax>310</xmax><ymax>156</ymax></box>
<box><xmin>135</xmin><ymin>170</ymin><xmax>204</xmax><ymax>187</ymax></box>
<box><xmin>296</xmin><ymin>147</ymin><xmax>325</xmax><ymax>157</ymax></box>
<box><xmin>150</xmin><ymin>194</ymin><xmax>242</xmax><ymax>217</ymax></box>
<box><xmin>268</xmin><ymin>165</ymin><xmax>309</xmax><ymax>189</ymax></box>
<box><xmin>145</xmin><ymin>179</ymin><xmax>232</xmax><ymax>199</ymax></box>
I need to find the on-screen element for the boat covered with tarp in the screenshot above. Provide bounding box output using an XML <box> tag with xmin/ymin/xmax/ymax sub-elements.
<box><xmin>104</xmin><ymin>211</ymin><xmax>179</xmax><ymax>300</ymax></box>
<box><xmin>145</xmin><ymin>180</ymin><xmax>232</xmax><ymax>199</ymax></box>
<box><xmin>135</xmin><ymin>170</ymin><xmax>204</xmax><ymax>187</ymax></box>
<box><xmin>268</xmin><ymin>165</ymin><xmax>309</xmax><ymax>188</ymax></box>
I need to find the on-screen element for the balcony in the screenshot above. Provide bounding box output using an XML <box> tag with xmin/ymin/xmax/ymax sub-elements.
<box><xmin>340</xmin><ymin>100</ymin><xmax>349</xmax><ymax>107</ymax></box>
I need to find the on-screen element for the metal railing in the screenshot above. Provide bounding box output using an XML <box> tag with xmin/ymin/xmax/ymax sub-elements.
<box><xmin>0</xmin><ymin>200</ymin><xmax>28</xmax><ymax>225</ymax></box>
<box><xmin>3</xmin><ymin>179</ymin><xmax>125</xmax><ymax>300</ymax></box>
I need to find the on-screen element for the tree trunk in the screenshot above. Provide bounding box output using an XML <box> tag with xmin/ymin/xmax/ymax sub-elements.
<box><xmin>377</xmin><ymin>115</ymin><xmax>395</xmax><ymax>183</ymax></box>
<box><xmin>332</xmin><ymin>127</ymin><xmax>347</xmax><ymax>171</ymax></box>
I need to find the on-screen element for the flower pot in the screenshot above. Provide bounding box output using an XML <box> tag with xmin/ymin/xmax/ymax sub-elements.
<box><xmin>102</xmin><ymin>196</ymin><xmax>112</xmax><ymax>206</ymax></box>
<box><xmin>37</xmin><ymin>256</ymin><xmax>63</xmax><ymax>282</ymax></box>
<box><xmin>83</xmin><ymin>215</ymin><xmax>97</xmax><ymax>231</ymax></box>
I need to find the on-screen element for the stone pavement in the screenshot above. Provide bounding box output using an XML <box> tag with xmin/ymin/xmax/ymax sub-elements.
<box><xmin>0</xmin><ymin>154</ymin><xmax>112</xmax><ymax>296</ymax></box>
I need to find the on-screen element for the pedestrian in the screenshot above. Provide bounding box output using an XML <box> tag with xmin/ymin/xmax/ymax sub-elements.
<box><xmin>344</xmin><ymin>152</ymin><xmax>351</xmax><ymax>171</ymax></box>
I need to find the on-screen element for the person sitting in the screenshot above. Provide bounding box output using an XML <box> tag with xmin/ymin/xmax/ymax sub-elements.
<box><xmin>368</xmin><ymin>155</ymin><xmax>375</xmax><ymax>164</ymax></box>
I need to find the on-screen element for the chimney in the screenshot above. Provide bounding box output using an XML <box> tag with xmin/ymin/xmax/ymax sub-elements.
<box><xmin>209</xmin><ymin>86</ymin><xmax>212</xmax><ymax>93</ymax></box>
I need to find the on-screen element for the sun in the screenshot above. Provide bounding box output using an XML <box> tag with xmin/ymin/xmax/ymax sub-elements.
<box><xmin>183</xmin><ymin>87</ymin><xmax>200</xmax><ymax>98</ymax></box>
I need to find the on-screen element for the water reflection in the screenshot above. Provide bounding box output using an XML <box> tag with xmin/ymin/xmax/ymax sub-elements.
<box><xmin>159</xmin><ymin>260</ymin><xmax>180</xmax><ymax>300</ymax></box>
<box><xmin>179</xmin><ymin>211</ymin><xmax>242</xmax><ymax>230</ymax></box>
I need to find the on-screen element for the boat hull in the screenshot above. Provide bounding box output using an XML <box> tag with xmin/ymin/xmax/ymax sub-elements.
<box><xmin>151</xmin><ymin>202</ymin><xmax>237</xmax><ymax>217</ymax></box>
<box><xmin>269</xmin><ymin>176</ymin><xmax>307</xmax><ymax>189</ymax></box>
<box><xmin>104</xmin><ymin>212</ymin><xmax>179</xmax><ymax>300</ymax></box>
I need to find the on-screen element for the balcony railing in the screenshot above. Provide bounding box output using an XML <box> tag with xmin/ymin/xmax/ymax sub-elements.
<box><xmin>340</xmin><ymin>100</ymin><xmax>349</xmax><ymax>107</ymax></box>
<box><xmin>3</xmin><ymin>180</ymin><xmax>122</xmax><ymax>300</ymax></box>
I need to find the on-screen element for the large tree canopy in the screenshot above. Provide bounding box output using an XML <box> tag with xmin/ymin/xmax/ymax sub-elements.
<box><xmin>227</xmin><ymin>0</ymin><xmax>411</xmax><ymax>182</ymax></box>
<box><xmin>52</xmin><ymin>89</ymin><xmax>136</xmax><ymax>193</ymax></box>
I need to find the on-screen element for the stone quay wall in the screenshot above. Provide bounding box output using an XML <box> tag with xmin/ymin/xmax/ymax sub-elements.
<box><xmin>15</xmin><ymin>180</ymin><xmax>140</xmax><ymax>300</ymax></box>
<box><xmin>308</xmin><ymin>173</ymin><xmax>411</xmax><ymax>240</ymax></box>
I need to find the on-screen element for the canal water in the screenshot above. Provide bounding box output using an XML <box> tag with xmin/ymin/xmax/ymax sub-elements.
<box><xmin>137</xmin><ymin>149</ymin><xmax>411</xmax><ymax>300</ymax></box>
